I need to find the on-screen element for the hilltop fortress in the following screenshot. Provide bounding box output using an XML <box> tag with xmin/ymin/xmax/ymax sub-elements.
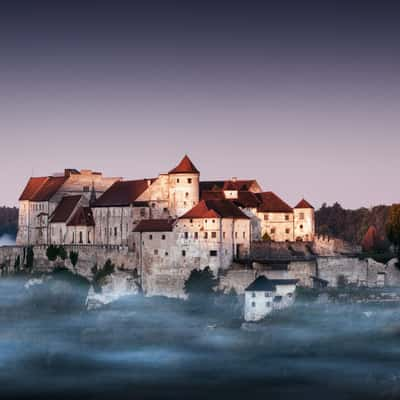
<box><xmin>5</xmin><ymin>155</ymin><xmax>399</xmax><ymax>296</ymax></box>
<box><xmin>16</xmin><ymin>156</ymin><xmax>314</xmax><ymax>271</ymax></box>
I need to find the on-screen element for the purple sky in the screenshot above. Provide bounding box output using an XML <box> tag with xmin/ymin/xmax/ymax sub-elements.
<box><xmin>1</xmin><ymin>1</ymin><xmax>399</xmax><ymax>208</ymax></box>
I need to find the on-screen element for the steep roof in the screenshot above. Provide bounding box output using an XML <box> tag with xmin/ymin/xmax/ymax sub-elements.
<box><xmin>168</xmin><ymin>155</ymin><xmax>199</xmax><ymax>174</ymax></box>
<box><xmin>50</xmin><ymin>195</ymin><xmax>82</xmax><ymax>223</ymax></box>
<box><xmin>234</xmin><ymin>191</ymin><xmax>261</xmax><ymax>208</ymax></box>
<box><xmin>201</xmin><ymin>191</ymin><xmax>225</xmax><ymax>201</ymax></box>
<box><xmin>180</xmin><ymin>200</ymin><xmax>249</xmax><ymax>220</ymax></box>
<box><xmin>67</xmin><ymin>207</ymin><xmax>95</xmax><ymax>227</ymax></box>
<box><xmin>200</xmin><ymin>180</ymin><xmax>258</xmax><ymax>192</ymax></box>
<box><xmin>133</xmin><ymin>219</ymin><xmax>175</xmax><ymax>232</ymax></box>
<box><xmin>245</xmin><ymin>276</ymin><xmax>298</xmax><ymax>292</ymax></box>
<box><xmin>256</xmin><ymin>192</ymin><xmax>293</xmax><ymax>213</ymax></box>
<box><xmin>93</xmin><ymin>179</ymin><xmax>152</xmax><ymax>207</ymax></box>
<box><xmin>295</xmin><ymin>199</ymin><xmax>314</xmax><ymax>209</ymax></box>
<box><xmin>19</xmin><ymin>176</ymin><xmax>67</xmax><ymax>201</ymax></box>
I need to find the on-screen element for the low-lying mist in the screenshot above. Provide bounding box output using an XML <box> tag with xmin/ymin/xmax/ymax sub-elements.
<box><xmin>0</xmin><ymin>234</ymin><xmax>15</xmax><ymax>246</ymax></box>
<box><xmin>1</xmin><ymin>274</ymin><xmax>400</xmax><ymax>400</ymax></box>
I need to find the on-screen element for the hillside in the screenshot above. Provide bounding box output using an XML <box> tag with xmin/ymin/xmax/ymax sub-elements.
<box><xmin>0</xmin><ymin>206</ymin><xmax>18</xmax><ymax>237</ymax></box>
<box><xmin>315</xmin><ymin>202</ymin><xmax>390</xmax><ymax>246</ymax></box>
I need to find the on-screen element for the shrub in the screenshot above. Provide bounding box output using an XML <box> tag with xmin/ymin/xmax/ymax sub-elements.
<box><xmin>26</xmin><ymin>246</ymin><xmax>34</xmax><ymax>270</ymax></box>
<box><xmin>58</xmin><ymin>246</ymin><xmax>67</xmax><ymax>261</ymax></box>
<box><xmin>92</xmin><ymin>259</ymin><xmax>115</xmax><ymax>292</ymax></box>
<box><xmin>69</xmin><ymin>251</ymin><xmax>79</xmax><ymax>268</ymax></box>
<box><xmin>46</xmin><ymin>245</ymin><xmax>59</xmax><ymax>262</ymax></box>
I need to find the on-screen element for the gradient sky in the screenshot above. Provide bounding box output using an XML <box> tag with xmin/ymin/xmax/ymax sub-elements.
<box><xmin>1</xmin><ymin>0</ymin><xmax>399</xmax><ymax>208</ymax></box>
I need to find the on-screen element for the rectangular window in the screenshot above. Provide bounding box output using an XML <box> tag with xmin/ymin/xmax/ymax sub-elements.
<box><xmin>161</xmin><ymin>234</ymin><xmax>166</xmax><ymax>240</ymax></box>
<box><xmin>165</xmin><ymin>251</ymin><xmax>169</xmax><ymax>256</ymax></box>
<box><xmin>154</xmin><ymin>249</ymin><xmax>158</xmax><ymax>255</ymax></box>
<box><xmin>271</xmin><ymin>228</ymin><xmax>276</xmax><ymax>234</ymax></box>
<box><xmin>285</xmin><ymin>214</ymin><xmax>290</xmax><ymax>221</ymax></box>
<box><xmin>264</xmin><ymin>214</ymin><xmax>269</xmax><ymax>221</ymax></box>
<box><xmin>140</xmin><ymin>208</ymin><xmax>146</xmax><ymax>217</ymax></box>
<box><xmin>209</xmin><ymin>250</ymin><xmax>217</xmax><ymax>257</ymax></box>
<box><xmin>300</xmin><ymin>212</ymin><xmax>305</xmax><ymax>220</ymax></box>
<box><xmin>235</xmin><ymin>232</ymin><xmax>238</xmax><ymax>239</ymax></box>
<box><xmin>264</xmin><ymin>292</ymin><xmax>271</xmax><ymax>298</ymax></box>
<box><xmin>266</xmin><ymin>302</ymin><xmax>271</xmax><ymax>307</ymax></box>
<box><xmin>251</xmin><ymin>301</ymin><xmax>256</xmax><ymax>307</ymax></box>
<box><xmin>114</xmin><ymin>227</ymin><xmax>118</xmax><ymax>237</ymax></box>
<box><xmin>83</xmin><ymin>186</ymin><xmax>89</xmax><ymax>192</ymax></box>
<box><xmin>286</xmin><ymin>228</ymin><xmax>290</xmax><ymax>234</ymax></box>
<box><xmin>182</xmin><ymin>250</ymin><xmax>186</xmax><ymax>257</ymax></box>
<box><xmin>211</xmin><ymin>232</ymin><xmax>217</xmax><ymax>239</ymax></box>
<box><xmin>223</xmin><ymin>232</ymin><xmax>226</xmax><ymax>239</ymax></box>
<box><xmin>184</xmin><ymin>232</ymin><xmax>189</xmax><ymax>239</ymax></box>
<box><xmin>252</xmin><ymin>292</ymin><xmax>256</xmax><ymax>298</ymax></box>
<box><xmin>194</xmin><ymin>232</ymin><xmax>198</xmax><ymax>239</ymax></box>
<box><xmin>149</xmin><ymin>234</ymin><xmax>153</xmax><ymax>240</ymax></box>
<box><xmin>204</xmin><ymin>232</ymin><xmax>208</xmax><ymax>239</ymax></box>
<box><xmin>243</xmin><ymin>232</ymin><xmax>246</xmax><ymax>239</ymax></box>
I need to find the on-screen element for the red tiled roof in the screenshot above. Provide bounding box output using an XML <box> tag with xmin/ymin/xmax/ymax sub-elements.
<box><xmin>256</xmin><ymin>192</ymin><xmax>293</xmax><ymax>213</ymax></box>
<box><xmin>233</xmin><ymin>191</ymin><xmax>261</xmax><ymax>208</ymax></box>
<box><xmin>50</xmin><ymin>195</ymin><xmax>82</xmax><ymax>223</ymax></box>
<box><xmin>133</xmin><ymin>219</ymin><xmax>175</xmax><ymax>232</ymax></box>
<box><xmin>200</xmin><ymin>180</ymin><xmax>258</xmax><ymax>192</ymax></box>
<box><xmin>294</xmin><ymin>199</ymin><xmax>314</xmax><ymax>209</ymax></box>
<box><xmin>201</xmin><ymin>191</ymin><xmax>225</xmax><ymax>201</ymax></box>
<box><xmin>93</xmin><ymin>179</ymin><xmax>152</xmax><ymax>207</ymax></box>
<box><xmin>19</xmin><ymin>176</ymin><xmax>67</xmax><ymax>201</ymax></box>
<box><xmin>67</xmin><ymin>207</ymin><xmax>95</xmax><ymax>227</ymax></box>
<box><xmin>180</xmin><ymin>200</ymin><xmax>249</xmax><ymax>220</ymax></box>
<box><xmin>168</xmin><ymin>155</ymin><xmax>199</xmax><ymax>174</ymax></box>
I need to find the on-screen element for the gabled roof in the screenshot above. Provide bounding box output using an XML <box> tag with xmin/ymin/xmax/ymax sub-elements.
<box><xmin>256</xmin><ymin>192</ymin><xmax>293</xmax><ymax>213</ymax></box>
<box><xmin>294</xmin><ymin>199</ymin><xmax>314</xmax><ymax>209</ymax></box>
<box><xmin>201</xmin><ymin>191</ymin><xmax>225</xmax><ymax>201</ymax></box>
<box><xmin>168</xmin><ymin>155</ymin><xmax>199</xmax><ymax>174</ymax></box>
<box><xmin>233</xmin><ymin>191</ymin><xmax>261</xmax><ymax>208</ymax></box>
<box><xmin>245</xmin><ymin>276</ymin><xmax>298</xmax><ymax>292</ymax></box>
<box><xmin>67</xmin><ymin>207</ymin><xmax>95</xmax><ymax>227</ymax></box>
<box><xmin>133</xmin><ymin>219</ymin><xmax>175</xmax><ymax>232</ymax></box>
<box><xmin>19</xmin><ymin>176</ymin><xmax>67</xmax><ymax>201</ymax></box>
<box><xmin>180</xmin><ymin>200</ymin><xmax>250</xmax><ymax>220</ymax></box>
<box><xmin>93</xmin><ymin>179</ymin><xmax>152</xmax><ymax>207</ymax></box>
<box><xmin>50</xmin><ymin>195</ymin><xmax>82</xmax><ymax>223</ymax></box>
<box><xmin>200</xmin><ymin>180</ymin><xmax>258</xmax><ymax>192</ymax></box>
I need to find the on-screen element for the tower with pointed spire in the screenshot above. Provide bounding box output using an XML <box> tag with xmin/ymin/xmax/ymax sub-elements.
<box><xmin>167</xmin><ymin>155</ymin><xmax>200</xmax><ymax>217</ymax></box>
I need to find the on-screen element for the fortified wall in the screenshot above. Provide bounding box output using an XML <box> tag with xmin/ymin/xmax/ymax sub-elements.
<box><xmin>1</xmin><ymin>241</ymin><xmax>399</xmax><ymax>297</ymax></box>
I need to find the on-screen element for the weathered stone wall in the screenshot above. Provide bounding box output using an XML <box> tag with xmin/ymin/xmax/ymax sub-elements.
<box><xmin>312</xmin><ymin>235</ymin><xmax>362</xmax><ymax>256</ymax></box>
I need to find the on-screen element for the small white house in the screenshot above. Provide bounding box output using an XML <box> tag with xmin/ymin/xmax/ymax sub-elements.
<box><xmin>244</xmin><ymin>276</ymin><xmax>298</xmax><ymax>322</ymax></box>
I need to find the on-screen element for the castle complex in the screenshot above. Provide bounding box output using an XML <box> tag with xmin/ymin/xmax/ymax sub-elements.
<box><xmin>16</xmin><ymin>156</ymin><xmax>315</xmax><ymax>274</ymax></box>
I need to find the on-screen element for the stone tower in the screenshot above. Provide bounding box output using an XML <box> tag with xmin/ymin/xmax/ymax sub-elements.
<box><xmin>293</xmin><ymin>199</ymin><xmax>315</xmax><ymax>242</ymax></box>
<box><xmin>168</xmin><ymin>155</ymin><xmax>200</xmax><ymax>217</ymax></box>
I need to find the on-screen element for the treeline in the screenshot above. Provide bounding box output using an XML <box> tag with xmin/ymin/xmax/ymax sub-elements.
<box><xmin>315</xmin><ymin>202</ymin><xmax>391</xmax><ymax>246</ymax></box>
<box><xmin>0</xmin><ymin>206</ymin><xmax>18</xmax><ymax>237</ymax></box>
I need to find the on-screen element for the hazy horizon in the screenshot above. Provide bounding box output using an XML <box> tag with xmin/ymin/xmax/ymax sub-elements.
<box><xmin>1</xmin><ymin>1</ymin><xmax>399</xmax><ymax>209</ymax></box>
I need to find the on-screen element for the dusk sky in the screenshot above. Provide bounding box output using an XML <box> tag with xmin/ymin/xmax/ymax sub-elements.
<box><xmin>1</xmin><ymin>0</ymin><xmax>399</xmax><ymax>208</ymax></box>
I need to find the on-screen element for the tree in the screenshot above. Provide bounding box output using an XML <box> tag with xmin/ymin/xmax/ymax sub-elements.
<box><xmin>184</xmin><ymin>267</ymin><xmax>219</xmax><ymax>299</ymax></box>
<box><xmin>58</xmin><ymin>246</ymin><xmax>67</xmax><ymax>261</ymax></box>
<box><xmin>46</xmin><ymin>245</ymin><xmax>59</xmax><ymax>261</ymax></box>
<box><xmin>69</xmin><ymin>251</ymin><xmax>79</xmax><ymax>268</ymax></box>
<box><xmin>386</xmin><ymin>204</ymin><xmax>400</xmax><ymax>263</ymax></box>
<box><xmin>26</xmin><ymin>246</ymin><xmax>34</xmax><ymax>270</ymax></box>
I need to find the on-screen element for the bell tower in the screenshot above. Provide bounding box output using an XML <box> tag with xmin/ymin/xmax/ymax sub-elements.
<box><xmin>168</xmin><ymin>155</ymin><xmax>200</xmax><ymax>217</ymax></box>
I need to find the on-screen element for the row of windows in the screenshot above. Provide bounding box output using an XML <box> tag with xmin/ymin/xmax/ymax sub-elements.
<box><xmin>176</xmin><ymin>178</ymin><xmax>193</xmax><ymax>184</ymax></box>
<box><xmin>251</xmin><ymin>292</ymin><xmax>273</xmax><ymax>298</ymax></box>
<box><xmin>263</xmin><ymin>213</ymin><xmax>305</xmax><ymax>221</ymax></box>
<box><xmin>251</xmin><ymin>301</ymin><xmax>271</xmax><ymax>308</ymax></box>
<box><xmin>31</xmin><ymin>203</ymin><xmax>45</xmax><ymax>212</ymax></box>
<box><xmin>152</xmin><ymin>249</ymin><xmax>218</xmax><ymax>257</ymax></box>
<box><xmin>269</xmin><ymin>225</ymin><xmax>304</xmax><ymax>235</ymax></box>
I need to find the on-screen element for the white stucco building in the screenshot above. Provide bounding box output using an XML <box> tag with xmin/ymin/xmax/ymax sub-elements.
<box><xmin>244</xmin><ymin>276</ymin><xmax>298</xmax><ymax>322</ymax></box>
<box><xmin>16</xmin><ymin>155</ymin><xmax>315</xmax><ymax>273</ymax></box>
